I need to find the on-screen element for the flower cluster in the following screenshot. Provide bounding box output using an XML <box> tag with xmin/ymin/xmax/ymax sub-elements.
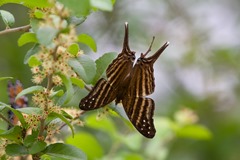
<box><xmin>31</xmin><ymin>3</ymin><xmax>81</xmax><ymax>85</ymax></box>
<box><xmin>32</xmin><ymin>90</ymin><xmax>61</xmax><ymax>114</ymax></box>
<box><xmin>0</xmin><ymin>139</ymin><xmax>7</xmax><ymax>157</ymax></box>
<box><xmin>174</xmin><ymin>107</ymin><xmax>199</xmax><ymax>125</ymax></box>
<box><xmin>24</xmin><ymin>114</ymin><xmax>41</xmax><ymax>130</ymax></box>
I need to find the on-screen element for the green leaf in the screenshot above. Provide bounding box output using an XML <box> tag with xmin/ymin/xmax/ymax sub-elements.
<box><xmin>61</xmin><ymin>110</ymin><xmax>73</xmax><ymax>119</ymax></box>
<box><xmin>28</xmin><ymin>55</ymin><xmax>42</xmax><ymax>67</ymax></box>
<box><xmin>86</xmin><ymin>113</ymin><xmax>117</xmax><ymax>135</ymax></box>
<box><xmin>24</xmin><ymin>44</ymin><xmax>40</xmax><ymax>64</ymax></box>
<box><xmin>43</xmin><ymin>143</ymin><xmax>86</xmax><ymax>160</ymax></box>
<box><xmin>66</xmin><ymin>133</ymin><xmax>102</xmax><ymax>159</ymax></box>
<box><xmin>37</xmin><ymin>26</ymin><xmax>58</xmax><ymax>46</ymax></box>
<box><xmin>6</xmin><ymin>106</ymin><xmax>27</xmax><ymax>127</ymax></box>
<box><xmin>176</xmin><ymin>124</ymin><xmax>212</xmax><ymax>140</ymax></box>
<box><xmin>58</xmin><ymin>74</ymin><xmax>74</xmax><ymax>105</ymax></box>
<box><xmin>0</xmin><ymin>102</ymin><xmax>10</xmax><ymax>111</ymax></box>
<box><xmin>69</xmin><ymin>16</ymin><xmax>86</xmax><ymax>26</ymax></box>
<box><xmin>49</xmin><ymin>112</ymin><xmax>74</xmax><ymax>137</ymax></box>
<box><xmin>0</xmin><ymin>77</ymin><xmax>13</xmax><ymax>81</ymax></box>
<box><xmin>17</xmin><ymin>107</ymin><xmax>43</xmax><ymax>115</ymax></box>
<box><xmin>0</xmin><ymin>0</ymin><xmax>51</xmax><ymax>9</ymax></box>
<box><xmin>50</xmin><ymin>89</ymin><xmax>64</xmax><ymax>98</ymax></box>
<box><xmin>0</xmin><ymin>10</ymin><xmax>15</xmax><ymax>27</ymax></box>
<box><xmin>70</xmin><ymin>77</ymin><xmax>85</xmax><ymax>89</ymax></box>
<box><xmin>120</xmin><ymin>134</ymin><xmax>143</xmax><ymax>151</ymax></box>
<box><xmin>90</xmin><ymin>0</ymin><xmax>113</xmax><ymax>11</ymax></box>
<box><xmin>68</xmin><ymin>55</ymin><xmax>96</xmax><ymax>84</ymax></box>
<box><xmin>15</xmin><ymin>86</ymin><xmax>44</xmax><ymax>100</ymax></box>
<box><xmin>30</xmin><ymin>18</ymin><xmax>40</xmax><ymax>33</ymax></box>
<box><xmin>34</xmin><ymin>9</ymin><xmax>44</xmax><ymax>19</ymax></box>
<box><xmin>61</xmin><ymin>86</ymin><xmax>88</xmax><ymax>107</ymax></box>
<box><xmin>93</xmin><ymin>52</ymin><xmax>117</xmax><ymax>84</ymax></box>
<box><xmin>29</xmin><ymin>141</ymin><xmax>47</xmax><ymax>154</ymax></box>
<box><xmin>0</xmin><ymin>126</ymin><xmax>22</xmax><ymax>142</ymax></box>
<box><xmin>18</xmin><ymin>32</ymin><xmax>38</xmax><ymax>46</ymax></box>
<box><xmin>67</xmin><ymin>43</ymin><xmax>79</xmax><ymax>56</ymax></box>
<box><xmin>23</xmin><ymin>131</ymin><xmax>39</xmax><ymax>147</ymax></box>
<box><xmin>57</xmin><ymin>0</ymin><xmax>90</xmax><ymax>17</ymax></box>
<box><xmin>78</xmin><ymin>34</ymin><xmax>97</xmax><ymax>52</ymax></box>
<box><xmin>6</xmin><ymin>143</ymin><xmax>28</xmax><ymax>156</ymax></box>
<box><xmin>124</xmin><ymin>153</ymin><xmax>144</xmax><ymax>160</ymax></box>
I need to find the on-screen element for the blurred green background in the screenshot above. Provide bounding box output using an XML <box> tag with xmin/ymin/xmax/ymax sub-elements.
<box><xmin>1</xmin><ymin>0</ymin><xmax>240</xmax><ymax>160</ymax></box>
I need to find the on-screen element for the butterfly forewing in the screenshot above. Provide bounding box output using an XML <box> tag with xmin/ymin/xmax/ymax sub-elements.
<box><xmin>80</xmin><ymin>23</ymin><xmax>135</xmax><ymax>110</ymax></box>
<box><xmin>106</xmin><ymin>53</ymin><xmax>134</xmax><ymax>88</ymax></box>
<box><xmin>106</xmin><ymin>23</ymin><xmax>135</xmax><ymax>88</ymax></box>
<box><xmin>126</xmin><ymin>62</ymin><xmax>155</xmax><ymax>97</ymax></box>
<box><xmin>126</xmin><ymin>42</ymin><xmax>169</xmax><ymax>97</ymax></box>
<box><xmin>79</xmin><ymin>78</ymin><xmax>116</xmax><ymax>110</ymax></box>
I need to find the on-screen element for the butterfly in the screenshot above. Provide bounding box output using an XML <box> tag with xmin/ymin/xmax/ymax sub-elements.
<box><xmin>8</xmin><ymin>80</ymin><xmax>28</xmax><ymax>128</ymax></box>
<box><xmin>79</xmin><ymin>22</ymin><xmax>169</xmax><ymax>138</ymax></box>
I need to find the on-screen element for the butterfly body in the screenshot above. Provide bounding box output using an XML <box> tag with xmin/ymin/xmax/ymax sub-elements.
<box><xmin>80</xmin><ymin>23</ymin><xmax>169</xmax><ymax>138</ymax></box>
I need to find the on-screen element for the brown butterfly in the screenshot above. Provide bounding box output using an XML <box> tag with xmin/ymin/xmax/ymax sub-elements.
<box><xmin>79</xmin><ymin>23</ymin><xmax>169</xmax><ymax>138</ymax></box>
<box><xmin>8</xmin><ymin>80</ymin><xmax>28</xmax><ymax>128</ymax></box>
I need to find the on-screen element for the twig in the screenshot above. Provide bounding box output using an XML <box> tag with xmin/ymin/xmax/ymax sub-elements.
<box><xmin>84</xmin><ymin>85</ymin><xmax>91</xmax><ymax>92</ymax></box>
<box><xmin>0</xmin><ymin>25</ymin><xmax>31</xmax><ymax>35</ymax></box>
<box><xmin>58</xmin><ymin>111</ymin><xmax>85</xmax><ymax>131</ymax></box>
<box><xmin>38</xmin><ymin>46</ymin><xmax>59</xmax><ymax>138</ymax></box>
<box><xmin>0</xmin><ymin>113</ymin><xmax>13</xmax><ymax>127</ymax></box>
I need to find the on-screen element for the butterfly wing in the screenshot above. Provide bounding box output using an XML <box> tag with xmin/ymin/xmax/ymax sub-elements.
<box><xmin>79</xmin><ymin>23</ymin><xmax>135</xmax><ymax>110</ymax></box>
<box><xmin>79</xmin><ymin>78</ymin><xmax>117</xmax><ymax>110</ymax></box>
<box><xmin>127</xmin><ymin>42</ymin><xmax>169</xmax><ymax>97</ymax></box>
<box><xmin>106</xmin><ymin>23</ymin><xmax>135</xmax><ymax>88</ymax></box>
<box><xmin>123</xmin><ymin>96</ymin><xmax>156</xmax><ymax>138</ymax></box>
<box><xmin>122</xmin><ymin>62</ymin><xmax>156</xmax><ymax>138</ymax></box>
<box><xmin>122</xmin><ymin>42</ymin><xmax>169</xmax><ymax>138</ymax></box>
<box><xmin>8</xmin><ymin>80</ymin><xmax>28</xmax><ymax>128</ymax></box>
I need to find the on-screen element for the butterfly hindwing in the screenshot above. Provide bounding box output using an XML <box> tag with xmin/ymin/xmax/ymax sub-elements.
<box><xmin>122</xmin><ymin>96</ymin><xmax>156</xmax><ymax>138</ymax></box>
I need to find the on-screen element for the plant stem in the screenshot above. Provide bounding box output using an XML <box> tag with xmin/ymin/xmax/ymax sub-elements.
<box><xmin>38</xmin><ymin>46</ymin><xmax>59</xmax><ymax>138</ymax></box>
<box><xmin>84</xmin><ymin>85</ymin><xmax>91</xmax><ymax>92</ymax></box>
<box><xmin>0</xmin><ymin>25</ymin><xmax>31</xmax><ymax>35</ymax></box>
<box><xmin>0</xmin><ymin>113</ymin><xmax>13</xmax><ymax>127</ymax></box>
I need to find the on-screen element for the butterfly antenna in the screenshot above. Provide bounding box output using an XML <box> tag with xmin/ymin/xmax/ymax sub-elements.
<box><xmin>141</xmin><ymin>36</ymin><xmax>155</xmax><ymax>58</ymax></box>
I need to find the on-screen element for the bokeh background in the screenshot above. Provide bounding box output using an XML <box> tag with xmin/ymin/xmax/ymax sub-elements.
<box><xmin>1</xmin><ymin>0</ymin><xmax>240</xmax><ymax>160</ymax></box>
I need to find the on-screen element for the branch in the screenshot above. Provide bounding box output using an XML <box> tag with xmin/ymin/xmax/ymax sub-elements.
<box><xmin>84</xmin><ymin>85</ymin><xmax>91</xmax><ymax>92</ymax></box>
<box><xmin>38</xmin><ymin>46</ymin><xmax>59</xmax><ymax>138</ymax></box>
<box><xmin>0</xmin><ymin>25</ymin><xmax>31</xmax><ymax>35</ymax></box>
<box><xmin>0</xmin><ymin>113</ymin><xmax>13</xmax><ymax>128</ymax></box>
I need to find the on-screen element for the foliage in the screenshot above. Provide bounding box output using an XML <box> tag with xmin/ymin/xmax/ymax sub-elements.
<box><xmin>2</xmin><ymin>0</ymin><xmax>236</xmax><ymax>160</ymax></box>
